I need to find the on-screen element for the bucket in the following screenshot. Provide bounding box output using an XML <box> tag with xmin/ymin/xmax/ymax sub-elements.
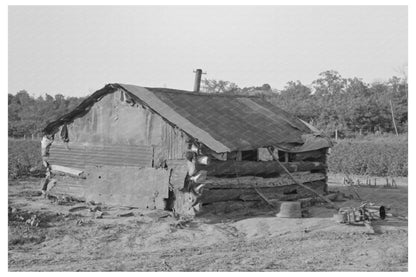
<box><xmin>276</xmin><ymin>201</ymin><xmax>302</xmax><ymax>218</ymax></box>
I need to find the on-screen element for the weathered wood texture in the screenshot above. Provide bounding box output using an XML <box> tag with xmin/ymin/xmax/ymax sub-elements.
<box><xmin>49</xmin><ymin>166</ymin><xmax>171</xmax><ymax>208</ymax></box>
<box><xmin>196</xmin><ymin>161</ymin><xmax>325</xmax><ymax>177</ymax></box>
<box><xmin>172</xmin><ymin>188</ymin><xmax>199</xmax><ymax>217</ymax></box>
<box><xmin>198</xmin><ymin>196</ymin><xmax>316</xmax><ymax>215</ymax></box>
<box><xmin>85</xmin><ymin>166</ymin><xmax>170</xmax><ymax>208</ymax></box>
<box><xmin>292</xmin><ymin>149</ymin><xmax>325</xmax><ymax>162</ymax></box>
<box><xmin>202</xmin><ymin>172</ymin><xmax>325</xmax><ymax>189</ymax></box>
<box><xmin>48</xmin><ymin>174</ymin><xmax>86</xmax><ymax>199</ymax></box>
<box><xmin>50</xmin><ymin>165</ymin><xmax>84</xmax><ymax>177</ymax></box>
<box><xmin>168</xmin><ymin>163</ymin><xmax>188</xmax><ymax>190</ymax></box>
<box><xmin>200</xmin><ymin>181</ymin><xmax>326</xmax><ymax>204</ymax></box>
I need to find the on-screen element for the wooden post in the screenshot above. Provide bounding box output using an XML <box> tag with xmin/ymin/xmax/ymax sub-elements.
<box><xmin>236</xmin><ymin>151</ymin><xmax>242</xmax><ymax>161</ymax></box>
<box><xmin>390</xmin><ymin>100</ymin><xmax>399</xmax><ymax>136</ymax></box>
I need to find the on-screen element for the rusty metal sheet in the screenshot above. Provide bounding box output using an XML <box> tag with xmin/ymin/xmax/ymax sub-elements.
<box><xmin>48</xmin><ymin>142</ymin><xmax>153</xmax><ymax>169</ymax></box>
<box><xmin>85</xmin><ymin>165</ymin><xmax>170</xmax><ymax>208</ymax></box>
<box><xmin>48</xmin><ymin>174</ymin><xmax>86</xmax><ymax>199</ymax></box>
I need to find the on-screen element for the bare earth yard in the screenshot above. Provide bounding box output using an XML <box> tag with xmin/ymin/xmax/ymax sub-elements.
<box><xmin>8</xmin><ymin>176</ymin><xmax>408</xmax><ymax>271</ymax></box>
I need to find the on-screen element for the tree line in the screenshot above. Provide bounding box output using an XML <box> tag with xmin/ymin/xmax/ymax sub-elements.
<box><xmin>8</xmin><ymin>70</ymin><xmax>407</xmax><ymax>138</ymax></box>
<box><xmin>8</xmin><ymin>92</ymin><xmax>84</xmax><ymax>138</ymax></box>
<box><xmin>202</xmin><ymin>70</ymin><xmax>408</xmax><ymax>138</ymax></box>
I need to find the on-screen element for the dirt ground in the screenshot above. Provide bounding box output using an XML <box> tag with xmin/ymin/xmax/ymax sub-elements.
<box><xmin>8</xmin><ymin>176</ymin><xmax>408</xmax><ymax>271</ymax></box>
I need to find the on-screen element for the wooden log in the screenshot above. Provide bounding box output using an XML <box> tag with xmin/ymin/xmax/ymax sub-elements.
<box><xmin>200</xmin><ymin>181</ymin><xmax>327</xmax><ymax>204</ymax></box>
<box><xmin>292</xmin><ymin>150</ymin><xmax>324</xmax><ymax>162</ymax></box>
<box><xmin>198</xmin><ymin>200</ymin><xmax>264</xmax><ymax>215</ymax></box>
<box><xmin>187</xmin><ymin>160</ymin><xmax>196</xmax><ymax>175</ymax></box>
<box><xmin>50</xmin><ymin>165</ymin><xmax>84</xmax><ymax>177</ymax></box>
<box><xmin>267</xmin><ymin>147</ymin><xmax>335</xmax><ymax>208</ymax></box>
<box><xmin>196</xmin><ymin>160</ymin><xmax>325</xmax><ymax>177</ymax></box>
<box><xmin>168</xmin><ymin>163</ymin><xmax>188</xmax><ymax>190</ymax></box>
<box><xmin>172</xmin><ymin>188</ymin><xmax>198</xmax><ymax>217</ymax></box>
<box><xmin>190</xmin><ymin>170</ymin><xmax>207</xmax><ymax>183</ymax></box>
<box><xmin>200</xmin><ymin>189</ymin><xmax>247</xmax><ymax>203</ymax></box>
<box><xmin>202</xmin><ymin>172</ymin><xmax>325</xmax><ymax>189</ymax></box>
<box><xmin>196</xmin><ymin>156</ymin><xmax>210</xmax><ymax>165</ymax></box>
<box><xmin>254</xmin><ymin>188</ymin><xmax>277</xmax><ymax>208</ymax></box>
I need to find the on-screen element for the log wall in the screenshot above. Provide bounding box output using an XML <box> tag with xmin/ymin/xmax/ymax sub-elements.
<box><xmin>200</xmin><ymin>180</ymin><xmax>326</xmax><ymax>204</ymax></box>
<box><xmin>196</xmin><ymin>160</ymin><xmax>326</xmax><ymax>177</ymax></box>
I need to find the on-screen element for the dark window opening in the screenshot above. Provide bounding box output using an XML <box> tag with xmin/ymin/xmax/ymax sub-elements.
<box><xmin>283</xmin><ymin>188</ymin><xmax>297</xmax><ymax>195</ymax></box>
<box><xmin>241</xmin><ymin>150</ymin><xmax>258</xmax><ymax>161</ymax></box>
<box><xmin>278</xmin><ymin>150</ymin><xmax>293</xmax><ymax>162</ymax></box>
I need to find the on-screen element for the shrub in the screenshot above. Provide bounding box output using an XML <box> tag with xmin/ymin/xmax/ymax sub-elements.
<box><xmin>8</xmin><ymin>139</ymin><xmax>44</xmax><ymax>179</ymax></box>
<box><xmin>328</xmin><ymin>135</ymin><xmax>408</xmax><ymax>177</ymax></box>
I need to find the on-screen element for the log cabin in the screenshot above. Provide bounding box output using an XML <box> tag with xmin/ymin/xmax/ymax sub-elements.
<box><xmin>41</xmin><ymin>83</ymin><xmax>332</xmax><ymax>216</ymax></box>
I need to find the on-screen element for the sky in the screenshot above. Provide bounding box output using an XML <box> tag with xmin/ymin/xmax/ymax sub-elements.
<box><xmin>8</xmin><ymin>5</ymin><xmax>408</xmax><ymax>97</ymax></box>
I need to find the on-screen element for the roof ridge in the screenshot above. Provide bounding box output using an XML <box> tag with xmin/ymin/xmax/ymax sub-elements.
<box><xmin>145</xmin><ymin>87</ymin><xmax>262</xmax><ymax>98</ymax></box>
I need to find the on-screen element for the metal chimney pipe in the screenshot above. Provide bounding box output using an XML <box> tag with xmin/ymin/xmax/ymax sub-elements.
<box><xmin>193</xmin><ymin>69</ymin><xmax>202</xmax><ymax>92</ymax></box>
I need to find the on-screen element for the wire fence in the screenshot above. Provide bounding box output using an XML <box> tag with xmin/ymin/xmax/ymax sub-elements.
<box><xmin>9</xmin><ymin>134</ymin><xmax>42</xmax><ymax>141</ymax></box>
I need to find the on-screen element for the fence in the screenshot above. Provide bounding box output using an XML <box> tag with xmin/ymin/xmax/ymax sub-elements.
<box><xmin>9</xmin><ymin>134</ymin><xmax>42</xmax><ymax>141</ymax></box>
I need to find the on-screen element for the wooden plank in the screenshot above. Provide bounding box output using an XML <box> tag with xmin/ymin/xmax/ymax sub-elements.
<box><xmin>168</xmin><ymin>162</ymin><xmax>188</xmax><ymax>190</ymax></box>
<box><xmin>196</xmin><ymin>160</ymin><xmax>325</xmax><ymax>177</ymax></box>
<box><xmin>202</xmin><ymin>172</ymin><xmax>325</xmax><ymax>189</ymax></box>
<box><xmin>51</xmin><ymin>165</ymin><xmax>84</xmax><ymax>176</ymax></box>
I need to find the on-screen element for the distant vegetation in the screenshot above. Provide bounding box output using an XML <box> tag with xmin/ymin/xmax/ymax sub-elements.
<box><xmin>202</xmin><ymin>70</ymin><xmax>408</xmax><ymax>138</ymax></box>
<box><xmin>8</xmin><ymin>139</ymin><xmax>43</xmax><ymax>179</ymax></box>
<box><xmin>328</xmin><ymin>134</ymin><xmax>407</xmax><ymax>177</ymax></box>
<box><xmin>8</xmin><ymin>92</ymin><xmax>84</xmax><ymax>138</ymax></box>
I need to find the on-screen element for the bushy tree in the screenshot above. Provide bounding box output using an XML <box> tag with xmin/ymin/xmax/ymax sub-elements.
<box><xmin>8</xmin><ymin>91</ymin><xmax>84</xmax><ymax>137</ymax></box>
<box><xmin>201</xmin><ymin>79</ymin><xmax>241</xmax><ymax>94</ymax></box>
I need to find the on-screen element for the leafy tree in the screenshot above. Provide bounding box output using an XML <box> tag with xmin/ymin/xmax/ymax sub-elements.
<box><xmin>8</xmin><ymin>90</ymin><xmax>84</xmax><ymax>137</ymax></box>
<box><xmin>312</xmin><ymin>70</ymin><xmax>346</xmax><ymax>96</ymax></box>
<box><xmin>201</xmin><ymin>79</ymin><xmax>241</xmax><ymax>94</ymax></box>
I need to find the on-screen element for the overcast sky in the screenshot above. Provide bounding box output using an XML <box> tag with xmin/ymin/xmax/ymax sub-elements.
<box><xmin>9</xmin><ymin>6</ymin><xmax>408</xmax><ymax>97</ymax></box>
